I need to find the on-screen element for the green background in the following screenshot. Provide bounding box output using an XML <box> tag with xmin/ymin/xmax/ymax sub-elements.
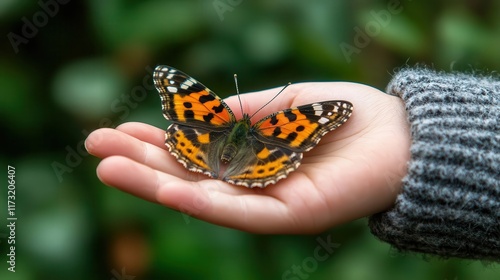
<box><xmin>1</xmin><ymin>0</ymin><xmax>499</xmax><ymax>279</ymax></box>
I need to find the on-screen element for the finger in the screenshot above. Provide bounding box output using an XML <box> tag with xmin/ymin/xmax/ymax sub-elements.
<box><xmin>96</xmin><ymin>153</ymin><xmax>298</xmax><ymax>232</ymax></box>
<box><xmin>85</xmin><ymin>127</ymin><xmax>164</xmax><ymax>162</ymax></box>
<box><xmin>116</xmin><ymin>122</ymin><xmax>166</xmax><ymax>149</ymax></box>
<box><xmin>97</xmin><ymin>156</ymin><xmax>256</xmax><ymax>206</ymax></box>
<box><xmin>96</xmin><ymin>156</ymin><xmax>159</xmax><ymax>203</ymax></box>
<box><xmin>155</xmin><ymin>177</ymin><xmax>296</xmax><ymax>233</ymax></box>
<box><xmin>86</xmin><ymin>127</ymin><xmax>193</xmax><ymax>178</ymax></box>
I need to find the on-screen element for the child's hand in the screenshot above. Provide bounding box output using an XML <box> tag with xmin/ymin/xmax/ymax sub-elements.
<box><xmin>85</xmin><ymin>82</ymin><xmax>410</xmax><ymax>233</ymax></box>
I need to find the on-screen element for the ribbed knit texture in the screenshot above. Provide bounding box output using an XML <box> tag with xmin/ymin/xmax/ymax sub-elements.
<box><xmin>368</xmin><ymin>68</ymin><xmax>500</xmax><ymax>261</ymax></box>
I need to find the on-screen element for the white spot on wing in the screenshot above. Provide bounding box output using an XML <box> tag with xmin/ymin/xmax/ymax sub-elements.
<box><xmin>313</xmin><ymin>104</ymin><xmax>323</xmax><ymax>115</ymax></box>
<box><xmin>318</xmin><ymin>117</ymin><xmax>329</xmax><ymax>124</ymax></box>
<box><xmin>181</xmin><ymin>79</ymin><xmax>195</xmax><ymax>90</ymax></box>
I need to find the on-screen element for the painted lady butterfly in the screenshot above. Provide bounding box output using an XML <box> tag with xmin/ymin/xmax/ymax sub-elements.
<box><xmin>153</xmin><ymin>65</ymin><xmax>353</xmax><ymax>188</ymax></box>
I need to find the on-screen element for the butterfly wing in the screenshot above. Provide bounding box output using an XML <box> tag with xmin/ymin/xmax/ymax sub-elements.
<box><xmin>222</xmin><ymin>101</ymin><xmax>353</xmax><ymax>188</ymax></box>
<box><xmin>253</xmin><ymin>101</ymin><xmax>353</xmax><ymax>152</ymax></box>
<box><xmin>165</xmin><ymin>124</ymin><xmax>227</xmax><ymax>179</ymax></box>
<box><xmin>222</xmin><ymin>140</ymin><xmax>303</xmax><ymax>188</ymax></box>
<box><xmin>153</xmin><ymin>65</ymin><xmax>236</xmax><ymax>130</ymax></box>
<box><xmin>153</xmin><ymin>65</ymin><xmax>236</xmax><ymax>177</ymax></box>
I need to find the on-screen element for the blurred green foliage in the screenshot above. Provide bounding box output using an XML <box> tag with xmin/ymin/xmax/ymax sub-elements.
<box><xmin>1</xmin><ymin>0</ymin><xmax>499</xmax><ymax>279</ymax></box>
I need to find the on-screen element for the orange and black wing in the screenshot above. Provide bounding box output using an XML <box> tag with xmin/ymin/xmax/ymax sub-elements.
<box><xmin>153</xmin><ymin>65</ymin><xmax>235</xmax><ymax>130</ymax></box>
<box><xmin>253</xmin><ymin>101</ymin><xmax>353</xmax><ymax>152</ymax></box>
<box><xmin>153</xmin><ymin>65</ymin><xmax>236</xmax><ymax>177</ymax></box>
<box><xmin>221</xmin><ymin>101</ymin><xmax>353</xmax><ymax>188</ymax></box>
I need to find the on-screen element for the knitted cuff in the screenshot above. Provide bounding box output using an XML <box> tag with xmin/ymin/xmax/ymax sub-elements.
<box><xmin>368</xmin><ymin>68</ymin><xmax>500</xmax><ymax>261</ymax></box>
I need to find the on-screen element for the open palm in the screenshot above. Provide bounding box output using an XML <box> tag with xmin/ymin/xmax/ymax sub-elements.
<box><xmin>85</xmin><ymin>82</ymin><xmax>410</xmax><ymax>233</ymax></box>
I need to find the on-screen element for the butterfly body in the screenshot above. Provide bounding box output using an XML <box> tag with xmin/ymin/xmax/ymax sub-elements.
<box><xmin>153</xmin><ymin>65</ymin><xmax>353</xmax><ymax>188</ymax></box>
<box><xmin>221</xmin><ymin>115</ymin><xmax>252</xmax><ymax>163</ymax></box>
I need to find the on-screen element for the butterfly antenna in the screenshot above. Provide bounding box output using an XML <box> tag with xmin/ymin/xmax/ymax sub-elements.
<box><xmin>249</xmin><ymin>82</ymin><xmax>291</xmax><ymax>120</ymax></box>
<box><xmin>234</xmin><ymin>74</ymin><xmax>245</xmax><ymax>116</ymax></box>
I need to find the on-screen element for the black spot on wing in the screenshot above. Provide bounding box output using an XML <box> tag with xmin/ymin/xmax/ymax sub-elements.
<box><xmin>184</xmin><ymin>110</ymin><xmax>194</xmax><ymax>119</ymax></box>
<box><xmin>199</xmin><ymin>94</ymin><xmax>215</xmax><ymax>103</ymax></box>
<box><xmin>212</xmin><ymin>104</ymin><xmax>225</xmax><ymax>113</ymax></box>
<box><xmin>270</xmin><ymin>115</ymin><xmax>279</xmax><ymax>125</ymax></box>
<box><xmin>284</xmin><ymin>111</ymin><xmax>297</xmax><ymax>121</ymax></box>
<box><xmin>272</xmin><ymin>127</ymin><xmax>281</xmax><ymax>137</ymax></box>
<box><xmin>286</xmin><ymin>132</ymin><xmax>298</xmax><ymax>141</ymax></box>
<box><xmin>203</xmin><ymin>113</ymin><xmax>215</xmax><ymax>122</ymax></box>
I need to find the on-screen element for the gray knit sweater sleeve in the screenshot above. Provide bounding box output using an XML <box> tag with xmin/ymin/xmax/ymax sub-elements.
<box><xmin>368</xmin><ymin>68</ymin><xmax>500</xmax><ymax>261</ymax></box>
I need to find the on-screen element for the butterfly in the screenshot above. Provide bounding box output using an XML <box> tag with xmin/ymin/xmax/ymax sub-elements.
<box><xmin>153</xmin><ymin>65</ymin><xmax>353</xmax><ymax>188</ymax></box>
